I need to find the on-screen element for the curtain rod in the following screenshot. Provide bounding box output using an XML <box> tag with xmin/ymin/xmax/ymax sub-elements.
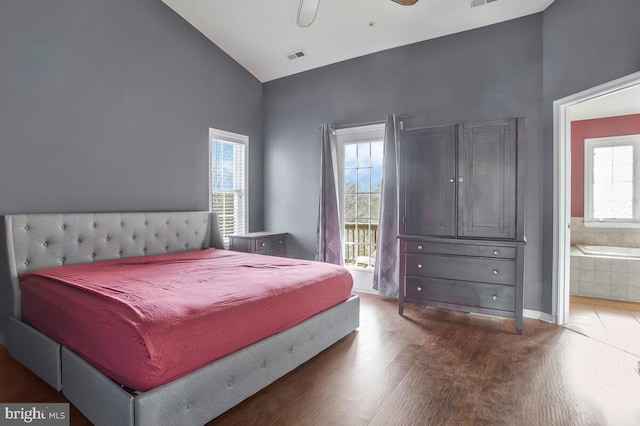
<box><xmin>331</xmin><ymin>114</ymin><xmax>415</xmax><ymax>131</ymax></box>
<box><xmin>318</xmin><ymin>114</ymin><xmax>415</xmax><ymax>133</ymax></box>
<box><xmin>331</xmin><ymin>119</ymin><xmax>385</xmax><ymax>131</ymax></box>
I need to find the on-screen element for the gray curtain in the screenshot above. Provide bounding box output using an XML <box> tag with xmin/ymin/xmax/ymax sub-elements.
<box><xmin>316</xmin><ymin>124</ymin><xmax>343</xmax><ymax>265</ymax></box>
<box><xmin>373</xmin><ymin>115</ymin><xmax>401</xmax><ymax>297</ymax></box>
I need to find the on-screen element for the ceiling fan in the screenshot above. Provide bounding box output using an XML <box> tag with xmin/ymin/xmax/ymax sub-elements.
<box><xmin>297</xmin><ymin>0</ymin><xmax>419</xmax><ymax>28</ymax></box>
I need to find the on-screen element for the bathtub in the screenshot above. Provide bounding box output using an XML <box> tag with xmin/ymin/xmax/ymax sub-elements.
<box><xmin>571</xmin><ymin>244</ymin><xmax>640</xmax><ymax>302</ymax></box>
<box><xmin>576</xmin><ymin>244</ymin><xmax>640</xmax><ymax>259</ymax></box>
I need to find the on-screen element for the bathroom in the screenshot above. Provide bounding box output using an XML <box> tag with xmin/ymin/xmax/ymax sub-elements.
<box><xmin>569</xmin><ymin>109</ymin><xmax>640</xmax><ymax>303</ymax></box>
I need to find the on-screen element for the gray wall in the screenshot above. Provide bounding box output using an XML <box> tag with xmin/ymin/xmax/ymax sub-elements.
<box><xmin>541</xmin><ymin>0</ymin><xmax>640</xmax><ymax>311</ymax></box>
<box><xmin>264</xmin><ymin>16</ymin><xmax>545</xmax><ymax>311</ymax></box>
<box><xmin>263</xmin><ymin>0</ymin><xmax>640</xmax><ymax>315</ymax></box>
<box><xmin>1</xmin><ymin>0</ymin><xmax>637</xmax><ymax>317</ymax></box>
<box><xmin>0</xmin><ymin>0</ymin><xmax>263</xmax><ymax>230</ymax></box>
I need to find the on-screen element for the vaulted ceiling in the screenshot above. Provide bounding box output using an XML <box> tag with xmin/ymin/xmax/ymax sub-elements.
<box><xmin>161</xmin><ymin>0</ymin><xmax>555</xmax><ymax>82</ymax></box>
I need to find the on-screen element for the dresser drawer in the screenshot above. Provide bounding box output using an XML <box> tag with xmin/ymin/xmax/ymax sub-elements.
<box><xmin>229</xmin><ymin>232</ymin><xmax>287</xmax><ymax>257</ymax></box>
<box><xmin>405</xmin><ymin>277</ymin><xmax>515</xmax><ymax>312</ymax></box>
<box><xmin>270</xmin><ymin>246</ymin><xmax>285</xmax><ymax>257</ymax></box>
<box><xmin>405</xmin><ymin>253</ymin><xmax>516</xmax><ymax>285</ymax></box>
<box><xmin>404</xmin><ymin>241</ymin><xmax>515</xmax><ymax>259</ymax></box>
<box><xmin>254</xmin><ymin>236</ymin><xmax>285</xmax><ymax>252</ymax></box>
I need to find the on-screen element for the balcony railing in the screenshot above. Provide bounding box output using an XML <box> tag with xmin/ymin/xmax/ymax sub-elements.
<box><xmin>344</xmin><ymin>222</ymin><xmax>378</xmax><ymax>268</ymax></box>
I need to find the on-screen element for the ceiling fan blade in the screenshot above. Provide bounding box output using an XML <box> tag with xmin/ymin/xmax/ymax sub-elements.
<box><xmin>390</xmin><ymin>0</ymin><xmax>419</xmax><ymax>5</ymax></box>
<box><xmin>297</xmin><ymin>0</ymin><xmax>320</xmax><ymax>27</ymax></box>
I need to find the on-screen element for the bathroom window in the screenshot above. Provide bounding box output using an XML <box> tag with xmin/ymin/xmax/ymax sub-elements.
<box><xmin>584</xmin><ymin>135</ymin><xmax>640</xmax><ymax>226</ymax></box>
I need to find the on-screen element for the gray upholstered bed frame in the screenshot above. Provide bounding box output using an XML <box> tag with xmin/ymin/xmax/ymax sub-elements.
<box><xmin>0</xmin><ymin>212</ymin><xmax>360</xmax><ymax>426</ymax></box>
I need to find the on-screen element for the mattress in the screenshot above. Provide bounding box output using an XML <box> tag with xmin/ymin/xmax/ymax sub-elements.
<box><xmin>19</xmin><ymin>248</ymin><xmax>353</xmax><ymax>391</ymax></box>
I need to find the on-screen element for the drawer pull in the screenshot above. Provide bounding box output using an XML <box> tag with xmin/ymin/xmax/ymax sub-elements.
<box><xmin>449</xmin><ymin>178</ymin><xmax>455</xmax><ymax>183</ymax></box>
<box><xmin>417</xmin><ymin>286</ymin><xmax>423</xmax><ymax>292</ymax></box>
<box><xmin>492</xmin><ymin>295</ymin><xmax>498</xmax><ymax>301</ymax></box>
<box><xmin>493</xmin><ymin>250</ymin><xmax>499</xmax><ymax>255</ymax></box>
<box><xmin>417</xmin><ymin>245</ymin><xmax>423</xmax><ymax>250</ymax></box>
<box><xmin>492</xmin><ymin>269</ymin><xmax>499</xmax><ymax>275</ymax></box>
<box><xmin>261</xmin><ymin>242</ymin><xmax>267</xmax><ymax>247</ymax></box>
<box><xmin>278</xmin><ymin>240</ymin><xmax>283</xmax><ymax>244</ymax></box>
<box><xmin>417</xmin><ymin>264</ymin><xmax>423</xmax><ymax>269</ymax></box>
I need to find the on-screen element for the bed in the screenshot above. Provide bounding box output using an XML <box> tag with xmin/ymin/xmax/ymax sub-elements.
<box><xmin>0</xmin><ymin>212</ymin><xmax>360</xmax><ymax>426</ymax></box>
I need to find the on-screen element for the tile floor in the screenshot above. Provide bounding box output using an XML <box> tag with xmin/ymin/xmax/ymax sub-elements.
<box><xmin>565</xmin><ymin>295</ymin><xmax>640</xmax><ymax>357</ymax></box>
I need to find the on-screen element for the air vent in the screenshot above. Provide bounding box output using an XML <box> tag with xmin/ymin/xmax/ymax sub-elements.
<box><xmin>471</xmin><ymin>0</ymin><xmax>498</xmax><ymax>7</ymax></box>
<box><xmin>287</xmin><ymin>50</ymin><xmax>307</xmax><ymax>60</ymax></box>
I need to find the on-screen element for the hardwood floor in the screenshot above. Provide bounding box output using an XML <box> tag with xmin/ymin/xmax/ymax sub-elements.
<box><xmin>2</xmin><ymin>293</ymin><xmax>640</xmax><ymax>425</ymax></box>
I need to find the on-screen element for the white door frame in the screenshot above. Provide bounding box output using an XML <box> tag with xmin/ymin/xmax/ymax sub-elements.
<box><xmin>552</xmin><ymin>71</ymin><xmax>640</xmax><ymax>325</ymax></box>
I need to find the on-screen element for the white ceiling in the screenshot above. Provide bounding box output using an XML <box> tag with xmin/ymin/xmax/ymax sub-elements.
<box><xmin>569</xmin><ymin>84</ymin><xmax>640</xmax><ymax>121</ymax></box>
<box><xmin>161</xmin><ymin>0</ymin><xmax>555</xmax><ymax>82</ymax></box>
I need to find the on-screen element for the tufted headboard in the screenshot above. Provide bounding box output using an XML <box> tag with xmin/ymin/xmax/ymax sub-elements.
<box><xmin>0</xmin><ymin>211</ymin><xmax>225</xmax><ymax>346</ymax></box>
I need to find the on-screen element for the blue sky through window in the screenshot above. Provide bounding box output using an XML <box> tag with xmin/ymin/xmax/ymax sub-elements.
<box><xmin>345</xmin><ymin>141</ymin><xmax>383</xmax><ymax>192</ymax></box>
<box><xmin>211</xmin><ymin>140</ymin><xmax>235</xmax><ymax>190</ymax></box>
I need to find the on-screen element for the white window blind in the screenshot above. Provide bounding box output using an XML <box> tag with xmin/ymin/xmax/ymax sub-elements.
<box><xmin>210</xmin><ymin>129</ymin><xmax>248</xmax><ymax>245</ymax></box>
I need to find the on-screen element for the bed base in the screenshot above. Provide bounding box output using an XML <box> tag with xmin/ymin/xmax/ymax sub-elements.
<box><xmin>8</xmin><ymin>317</ymin><xmax>61</xmax><ymax>390</ymax></box>
<box><xmin>9</xmin><ymin>296</ymin><xmax>359</xmax><ymax>426</ymax></box>
<box><xmin>0</xmin><ymin>212</ymin><xmax>360</xmax><ymax>425</ymax></box>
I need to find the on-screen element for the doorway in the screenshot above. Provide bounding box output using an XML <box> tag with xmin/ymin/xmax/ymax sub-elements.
<box><xmin>553</xmin><ymin>71</ymin><xmax>640</xmax><ymax>355</ymax></box>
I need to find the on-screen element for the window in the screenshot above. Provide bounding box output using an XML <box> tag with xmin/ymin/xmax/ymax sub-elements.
<box><xmin>584</xmin><ymin>134</ymin><xmax>640</xmax><ymax>225</ymax></box>
<box><xmin>209</xmin><ymin>128</ymin><xmax>248</xmax><ymax>245</ymax></box>
<box><xmin>335</xmin><ymin>124</ymin><xmax>385</xmax><ymax>269</ymax></box>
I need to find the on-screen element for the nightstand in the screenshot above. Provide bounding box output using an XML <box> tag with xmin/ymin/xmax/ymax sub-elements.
<box><xmin>228</xmin><ymin>232</ymin><xmax>288</xmax><ymax>257</ymax></box>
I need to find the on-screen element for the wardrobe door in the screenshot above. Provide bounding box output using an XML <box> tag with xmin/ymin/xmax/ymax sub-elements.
<box><xmin>458</xmin><ymin>119</ymin><xmax>517</xmax><ymax>239</ymax></box>
<box><xmin>400</xmin><ymin>125</ymin><xmax>457</xmax><ymax>237</ymax></box>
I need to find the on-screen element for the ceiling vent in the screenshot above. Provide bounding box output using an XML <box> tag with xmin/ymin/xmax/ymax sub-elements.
<box><xmin>287</xmin><ymin>50</ymin><xmax>307</xmax><ymax>60</ymax></box>
<box><xmin>470</xmin><ymin>0</ymin><xmax>498</xmax><ymax>7</ymax></box>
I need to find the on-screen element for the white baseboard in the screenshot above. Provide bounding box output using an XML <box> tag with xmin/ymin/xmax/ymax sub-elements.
<box><xmin>524</xmin><ymin>309</ymin><xmax>555</xmax><ymax>324</ymax></box>
<box><xmin>353</xmin><ymin>288</ymin><xmax>377</xmax><ymax>295</ymax></box>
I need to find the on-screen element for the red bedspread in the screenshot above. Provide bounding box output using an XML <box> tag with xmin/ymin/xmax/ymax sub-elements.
<box><xmin>20</xmin><ymin>249</ymin><xmax>353</xmax><ymax>391</ymax></box>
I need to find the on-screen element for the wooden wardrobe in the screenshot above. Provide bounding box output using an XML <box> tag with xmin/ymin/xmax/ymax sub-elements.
<box><xmin>397</xmin><ymin>118</ymin><xmax>526</xmax><ymax>333</ymax></box>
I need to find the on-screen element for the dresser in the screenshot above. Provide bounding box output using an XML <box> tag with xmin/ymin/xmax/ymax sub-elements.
<box><xmin>398</xmin><ymin>118</ymin><xmax>526</xmax><ymax>333</ymax></box>
<box><xmin>228</xmin><ymin>232</ymin><xmax>287</xmax><ymax>257</ymax></box>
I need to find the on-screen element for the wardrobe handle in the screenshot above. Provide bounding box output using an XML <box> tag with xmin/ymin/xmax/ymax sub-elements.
<box><xmin>458</xmin><ymin>177</ymin><xmax>464</xmax><ymax>183</ymax></box>
<box><xmin>449</xmin><ymin>178</ymin><xmax>455</xmax><ymax>183</ymax></box>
